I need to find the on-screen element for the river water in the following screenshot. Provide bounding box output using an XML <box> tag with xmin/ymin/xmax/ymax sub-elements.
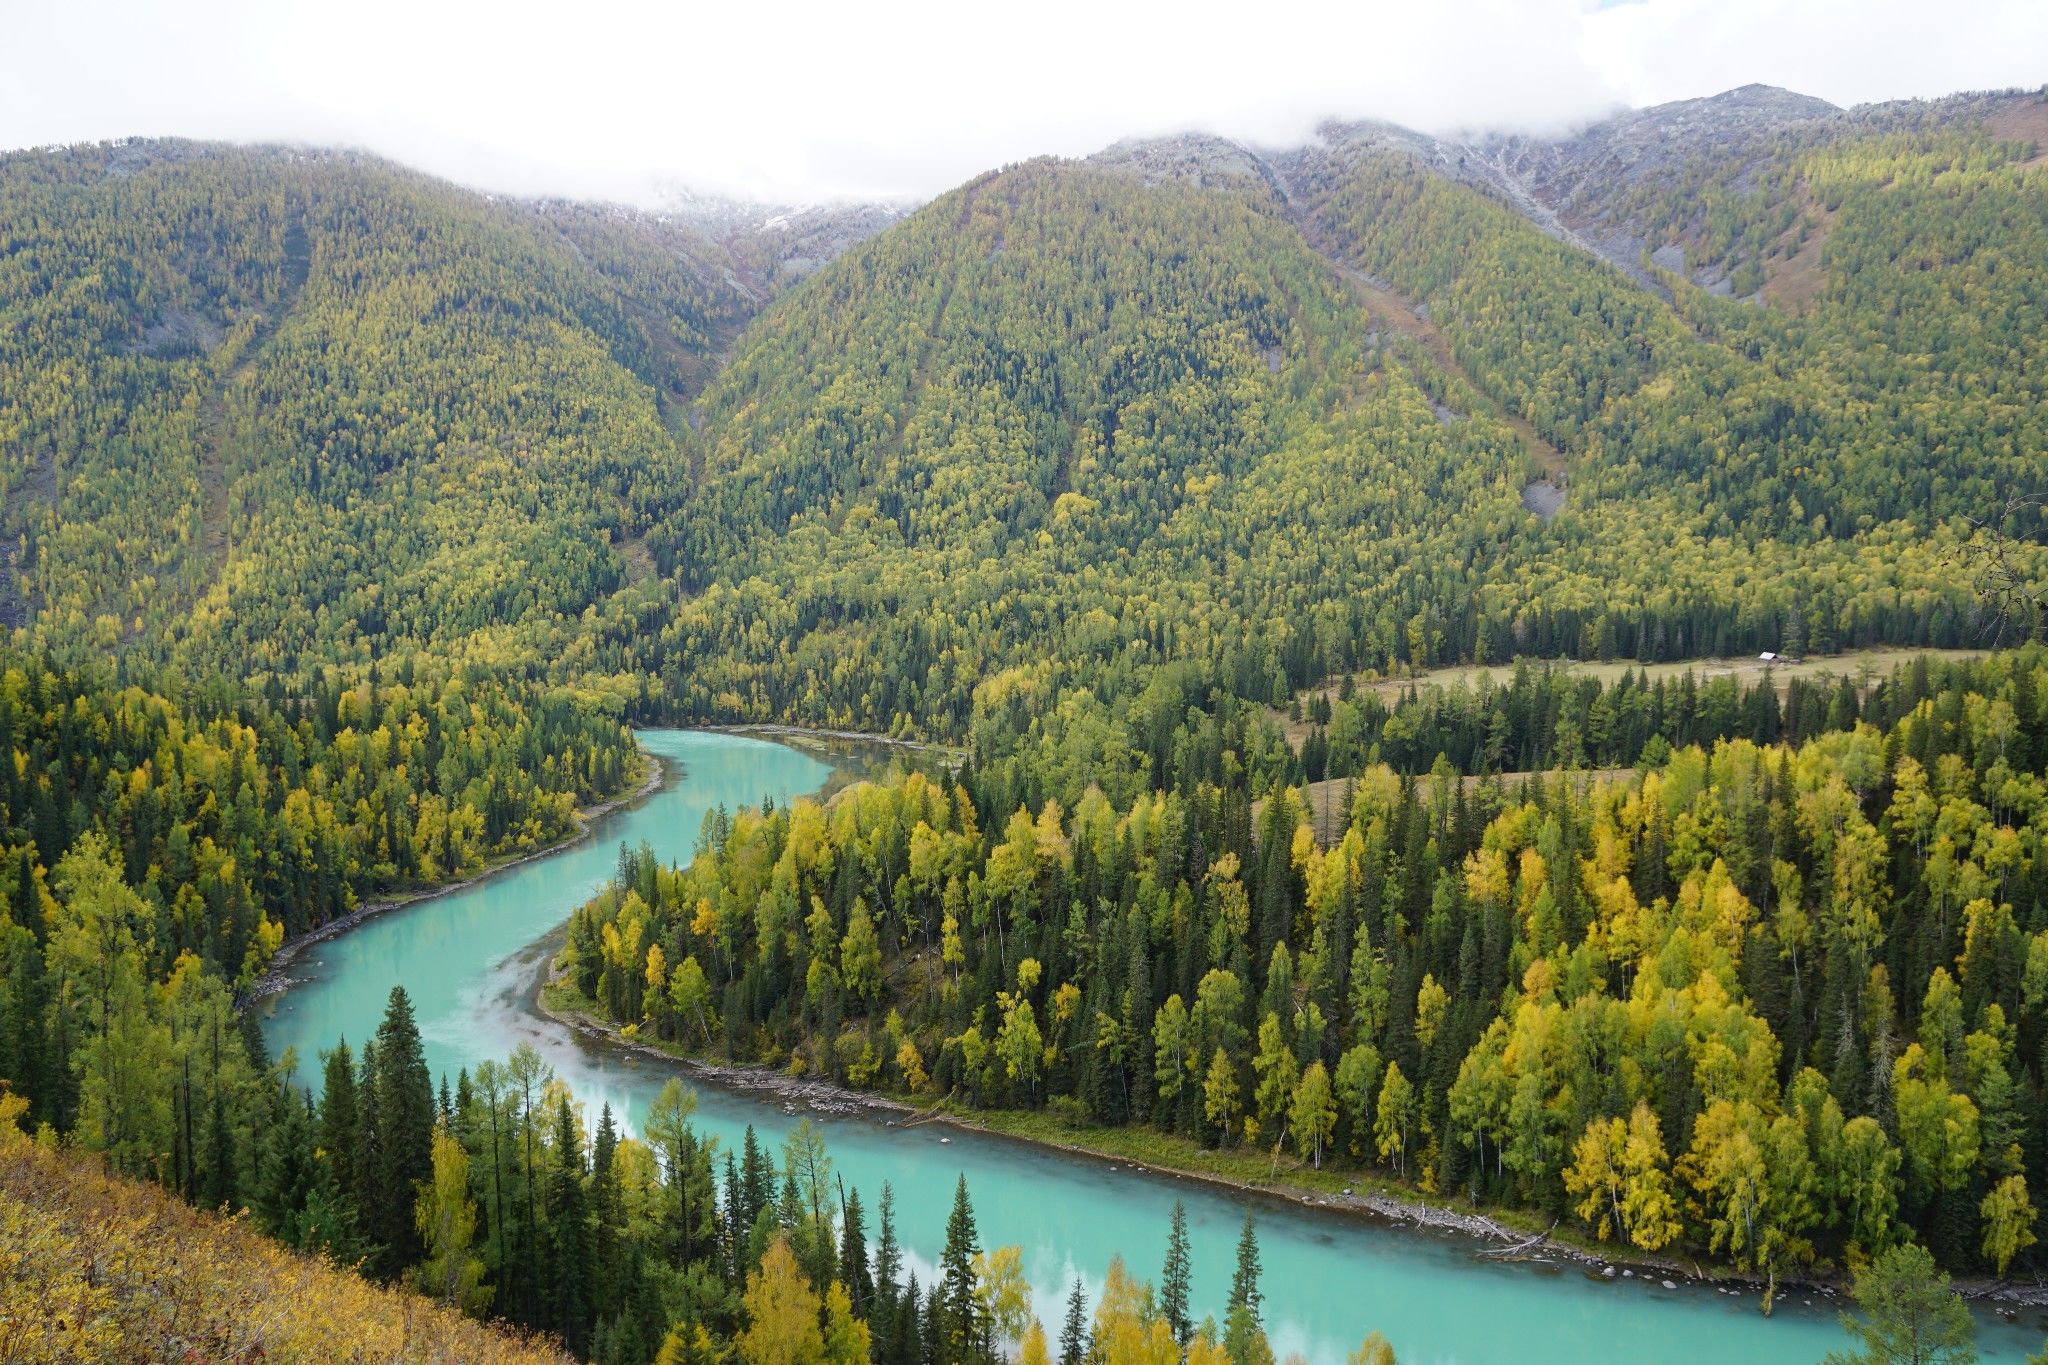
<box><xmin>260</xmin><ymin>730</ymin><xmax>2045</xmax><ymax>1365</ymax></box>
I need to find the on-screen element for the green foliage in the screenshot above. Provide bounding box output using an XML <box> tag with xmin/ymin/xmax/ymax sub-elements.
<box><xmin>1824</xmin><ymin>1243</ymin><xmax>1977</xmax><ymax>1365</ymax></box>
<box><xmin>0</xmin><ymin>142</ymin><xmax>746</xmax><ymax>679</ymax></box>
<box><xmin>6</xmin><ymin>94</ymin><xmax>2048</xmax><ymax>1347</ymax></box>
<box><xmin>9</xmin><ymin>120</ymin><xmax>2042</xmax><ymax>742</ymax></box>
<box><xmin>0</xmin><ymin>649</ymin><xmax>635</xmax><ymax>980</ymax></box>
<box><xmin>563</xmin><ymin>647</ymin><xmax>2048</xmax><ymax>1283</ymax></box>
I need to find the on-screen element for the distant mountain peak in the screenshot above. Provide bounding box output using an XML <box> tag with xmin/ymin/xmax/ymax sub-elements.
<box><xmin>651</xmin><ymin>182</ymin><xmax>911</xmax><ymax>237</ymax></box>
<box><xmin>648</xmin><ymin>183</ymin><xmax>912</xmax><ymax>284</ymax></box>
<box><xmin>1714</xmin><ymin>82</ymin><xmax>1840</xmax><ymax>111</ymax></box>
<box><xmin>1610</xmin><ymin>83</ymin><xmax>1841</xmax><ymax>129</ymax></box>
<box><xmin>1087</xmin><ymin>132</ymin><xmax>1274</xmax><ymax>189</ymax></box>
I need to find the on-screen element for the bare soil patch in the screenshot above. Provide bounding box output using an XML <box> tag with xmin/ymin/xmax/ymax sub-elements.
<box><xmin>1986</xmin><ymin>97</ymin><xmax>2048</xmax><ymax>169</ymax></box>
<box><xmin>1762</xmin><ymin>185</ymin><xmax>1836</xmax><ymax>313</ymax></box>
<box><xmin>616</xmin><ymin>531</ymin><xmax>657</xmax><ymax>587</ymax></box>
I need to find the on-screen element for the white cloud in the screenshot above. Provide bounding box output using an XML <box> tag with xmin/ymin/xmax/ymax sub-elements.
<box><xmin>1581</xmin><ymin>0</ymin><xmax>2046</xmax><ymax>110</ymax></box>
<box><xmin>1</xmin><ymin>0</ymin><xmax>2041</xmax><ymax>205</ymax></box>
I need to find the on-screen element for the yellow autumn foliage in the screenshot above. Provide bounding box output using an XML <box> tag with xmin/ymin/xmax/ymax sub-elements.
<box><xmin>0</xmin><ymin>1126</ymin><xmax>571</xmax><ymax>1365</ymax></box>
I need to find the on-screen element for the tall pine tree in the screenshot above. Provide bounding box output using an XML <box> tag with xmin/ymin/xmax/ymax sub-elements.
<box><xmin>368</xmin><ymin>987</ymin><xmax>435</xmax><ymax>1273</ymax></box>
<box><xmin>1162</xmin><ymin>1199</ymin><xmax>1193</xmax><ymax>1346</ymax></box>
<box><xmin>939</xmin><ymin>1175</ymin><xmax>983</xmax><ymax>1363</ymax></box>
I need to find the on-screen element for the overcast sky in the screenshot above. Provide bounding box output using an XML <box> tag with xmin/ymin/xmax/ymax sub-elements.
<box><xmin>2</xmin><ymin>0</ymin><xmax>2042</xmax><ymax>206</ymax></box>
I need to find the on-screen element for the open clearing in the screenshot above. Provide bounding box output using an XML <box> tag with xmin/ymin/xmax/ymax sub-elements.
<box><xmin>1259</xmin><ymin>768</ymin><xmax>1639</xmax><ymax>846</ymax></box>
<box><xmin>1274</xmin><ymin>647</ymin><xmax>1991</xmax><ymax>752</ymax></box>
<box><xmin>1987</xmin><ymin>96</ymin><xmax>2048</xmax><ymax>170</ymax></box>
<box><xmin>1762</xmin><ymin>185</ymin><xmax>1837</xmax><ymax>313</ymax></box>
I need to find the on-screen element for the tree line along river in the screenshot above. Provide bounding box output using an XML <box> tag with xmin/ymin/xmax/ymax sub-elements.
<box><xmin>259</xmin><ymin>729</ymin><xmax>2045</xmax><ymax>1364</ymax></box>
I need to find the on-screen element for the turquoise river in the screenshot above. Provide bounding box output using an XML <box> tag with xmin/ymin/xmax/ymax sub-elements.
<box><xmin>261</xmin><ymin>730</ymin><xmax>2046</xmax><ymax>1365</ymax></box>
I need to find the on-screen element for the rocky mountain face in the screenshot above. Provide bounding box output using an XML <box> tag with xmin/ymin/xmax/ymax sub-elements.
<box><xmin>1080</xmin><ymin>82</ymin><xmax>2044</xmax><ymax>299</ymax></box>
<box><xmin>1087</xmin><ymin>131</ymin><xmax>1278</xmax><ymax>190</ymax></box>
<box><xmin>653</xmin><ymin>186</ymin><xmax>911</xmax><ymax>292</ymax></box>
<box><xmin>633</xmin><ymin>80</ymin><xmax>2042</xmax><ymax>316</ymax></box>
<box><xmin>1482</xmin><ymin>84</ymin><xmax>1840</xmax><ymax>203</ymax></box>
<box><xmin>653</xmin><ymin>84</ymin><xmax>1873</xmax><ymax>298</ymax></box>
<box><xmin>1450</xmin><ymin>85</ymin><xmax>1844</xmax><ymax>290</ymax></box>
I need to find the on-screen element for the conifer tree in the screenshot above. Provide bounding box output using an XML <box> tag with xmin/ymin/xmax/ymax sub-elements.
<box><xmin>590</xmin><ymin>1102</ymin><xmax>623</xmax><ymax>1323</ymax></box>
<box><xmin>1228</xmin><ymin>1210</ymin><xmax>1262</xmax><ymax>1321</ymax></box>
<box><xmin>840</xmin><ymin>1185</ymin><xmax>873</xmax><ymax>1315</ymax></box>
<box><xmin>1162</xmin><ymin>1199</ymin><xmax>1194</xmax><ymax>1346</ymax></box>
<box><xmin>939</xmin><ymin>1175</ymin><xmax>983</xmax><ymax>1363</ymax></box>
<box><xmin>723</xmin><ymin>1150</ymin><xmax>746</xmax><ymax>1277</ymax></box>
<box><xmin>1824</xmin><ymin>1243</ymin><xmax>1976</xmax><ymax>1365</ymax></box>
<box><xmin>874</xmin><ymin>1181</ymin><xmax>903</xmax><ymax>1311</ymax></box>
<box><xmin>253</xmin><ymin>1084</ymin><xmax>318</xmax><ymax>1244</ymax></box>
<box><xmin>369</xmin><ymin>987</ymin><xmax>435</xmax><ymax>1270</ymax></box>
<box><xmin>1059</xmin><ymin>1278</ymin><xmax>1089</xmax><ymax>1365</ymax></box>
<box><xmin>740</xmin><ymin>1124</ymin><xmax>774</xmax><ymax>1231</ymax></box>
<box><xmin>543</xmin><ymin>1095</ymin><xmax>592</xmax><ymax>1351</ymax></box>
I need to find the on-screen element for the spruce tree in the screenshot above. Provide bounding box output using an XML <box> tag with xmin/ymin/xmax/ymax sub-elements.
<box><xmin>253</xmin><ymin>1083</ymin><xmax>317</xmax><ymax>1243</ymax></box>
<box><xmin>591</xmin><ymin>1103</ymin><xmax>623</xmax><ymax>1323</ymax></box>
<box><xmin>1228</xmin><ymin>1209</ymin><xmax>1262</xmax><ymax>1321</ymax></box>
<box><xmin>740</xmin><ymin>1124</ymin><xmax>774</xmax><ymax>1230</ymax></box>
<box><xmin>316</xmin><ymin>1040</ymin><xmax>359</xmax><ymax>1216</ymax></box>
<box><xmin>920</xmin><ymin>1273</ymin><xmax>947</xmax><ymax>1365</ymax></box>
<box><xmin>722</xmin><ymin>1150</ymin><xmax>745</xmax><ymax>1278</ymax></box>
<box><xmin>839</xmin><ymin>1185</ymin><xmax>873</xmax><ymax>1314</ymax></box>
<box><xmin>544</xmin><ymin>1095</ymin><xmax>592</xmax><ymax>1352</ymax></box>
<box><xmin>1059</xmin><ymin>1278</ymin><xmax>1089</xmax><ymax>1365</ymax></box>
<box><xmin>898</xmin><ymin>1272</ymin><xmax>926</xmax><ymax>1365</ymax></box>
<box><xmin>939</xmin><ymin>1175</ymin><xmax>982</xmax><ymax>1363</ymax></box>
<box><xmin>874</xmin><ymin>1182</ymin><xmax>902</xmax><ymax>1313</ymax></box>
<box><xmin>370</xmin><ymin>987</ymin><xmax>435</xmax><ymax>1271</ymax></box>
<box><xmin>1162</xmin><ymin>1199</ymin><xmax>1193</xmax><ymax>1345</ymax></box>
<box><xmin>354</xmin><ymin>1038</ymin><xmax>386</xmax><ymax>1260</ymax></box>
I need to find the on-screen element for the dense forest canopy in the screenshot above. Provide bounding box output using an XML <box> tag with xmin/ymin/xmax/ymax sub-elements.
<box><xmin>0</xmin><ymin>143</ymin><xmax>752</xmax><ymax>684</ymax></box>
<box><xmin>2</xmin><ymin>79</ymin><xmax>2047</xmax><ymax>1365</ymax></box>
<box><xmin>7</xmin><ymin>93</ymin><xmax>2047</xmax><ymax>734</ymax></box>
<box><xmin>560</xmin><ymin>650</ymin><xmax>2048</xmax><ymax>1300</ymax></box>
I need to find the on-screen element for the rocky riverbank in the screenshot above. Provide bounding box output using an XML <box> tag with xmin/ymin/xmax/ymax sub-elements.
<box><xmin>532</xmin><ymin>984</ymin><xmax>1724</xmax><ymax>1286</ymax></box>
<box><xmin>532</xmin><ymin>978</ymin><xmax>2048</xmax><ymax>1318</ymax></box>
<box><xmin>707</xmin><ymin>723</ymin><xmax>965</xmax><ymax>762</ymax></box>
<box><xmin>539</xmin><ymin>984</ymin><xmax>912</xmax><ymax>1121</ymax></box>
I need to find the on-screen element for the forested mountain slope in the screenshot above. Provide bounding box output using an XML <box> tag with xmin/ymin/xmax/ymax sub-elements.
<box><xmin>599</xmin><ymin>158</ymin><xmax>1537</xmax><ymax>732</ymax></box>
<box><xmin>0</xmin><ymin>143</ymin><xmax>760</xmax><ymax>682</ymax></box>
<box><xmin>5</xmin><ymin>89</ymin><xmax>2046</xmax><ymax>731</ymax></box>
<box><xmin>1277</xmin><ymin>105</ymin><xmax>2048</xmax><ymax>654</ymax></box>
<box><xmin>587</xmin><ymin>85</ymin><xmax>2048</xmax><ymax>735</ymax></box>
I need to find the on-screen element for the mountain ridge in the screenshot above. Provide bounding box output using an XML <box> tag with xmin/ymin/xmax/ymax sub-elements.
<box><xmin>4</xmin><ymin>80</ymin><xmax>2045</xmax><ymax>726</ymax></box>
